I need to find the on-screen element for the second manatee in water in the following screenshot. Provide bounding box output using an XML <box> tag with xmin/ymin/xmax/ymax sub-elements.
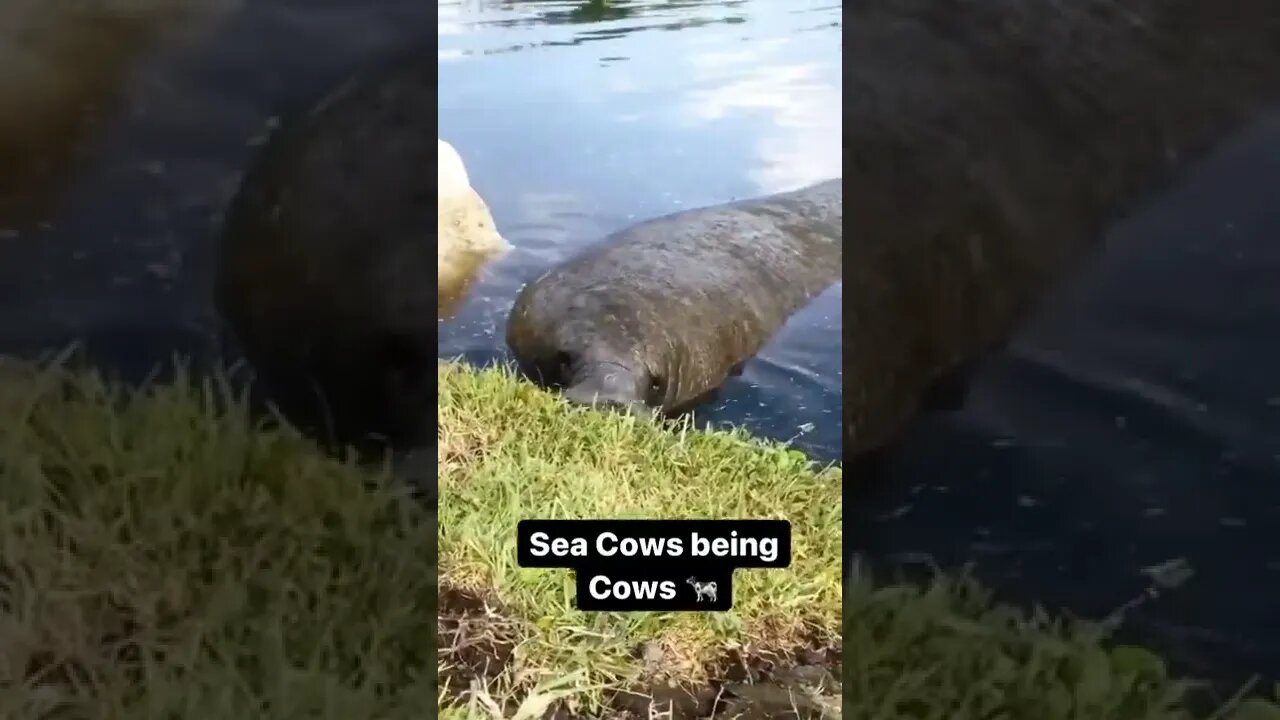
<box><xmin>438</xmin><ymin>137</ymin><xmax>511</xmax><ymax>320</ymax></box>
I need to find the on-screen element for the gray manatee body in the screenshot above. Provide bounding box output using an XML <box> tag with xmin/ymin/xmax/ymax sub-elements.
<box><xmin>842</xmin><ymin>0</ymin><xmax>1280</xmax><ymax>457</ymax></box>
<box><xmin>506</xmin><ymin>179</ymin><xmax>842</xmax><ymax>415</ymax></box>
<box><xmin>215</xmin><ymin>45</ymin><xmax>436</xmax><ymax>454</ymax></box>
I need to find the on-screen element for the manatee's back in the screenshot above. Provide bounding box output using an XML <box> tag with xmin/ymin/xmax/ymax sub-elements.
<box><xmin>215</xmin><ymin>46</ymin><xmax>438</xmax><ymax>449</ymax></box>
<box><xmin>437</xmin><ymin>139</ymin><xmax>509</xmax><ymax>264</ymax></box>
<box><xmin>217</xmin><ymin>49</ymin><xmax>437</xmax><ymax>356</ymax></box>
<box><xmin>438</xmin><ymin>139</ymin><xmax>470</xmax><ymax>192</ymax></box>
<box><xmin>508</xmin><ymin>180</ymin><xmax>842</xmax><ymax>405</ymax></box>
<box><xmin>841</xmin><ymin>0</ymin><xmax>1280</xmax><ymax>455</ymax></box>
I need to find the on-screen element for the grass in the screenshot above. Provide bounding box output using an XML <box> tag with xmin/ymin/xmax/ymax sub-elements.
<box><xmin>439</xmin><ymin>361</ymin><xmax>1280</xmax><ymax>720</ymax></box>
<box><xmin>841</xmin><ymin>565</ymin><xmax>1280</xmax><ymax>720</ymax></box>
<box><xmin>0</xmin><ymin>352</ymin><xmax>435</xmax><ymax>719</ymax></box>
<box><xmin>437</xmin><ymin>361</ymin><xmax>843</xmax><ymax>717</ymax></box>
<box><xmin>2</xmin><ymin>351</ymin><xmax>1277</xmax><ymax>719</ymax></box>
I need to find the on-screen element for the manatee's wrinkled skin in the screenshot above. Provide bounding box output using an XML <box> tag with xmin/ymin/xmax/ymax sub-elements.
<box><xmin>506</xmin><ymin>179</ymin><xmax>842</xmax><ymax>415</ymax></box>
<box><xmin>215</xmin><ymin>47</ymin><xmax>436</xmax><ymax>454</ymax></box>
<box><xmin>843</xmin><ymin>0</ymin><xmax>1280</xmax><ymax>457</ymax></box>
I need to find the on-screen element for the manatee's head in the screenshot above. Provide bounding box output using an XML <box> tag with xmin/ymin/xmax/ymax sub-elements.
<box><xmin>532</xmin><ymin>330</ymin><xmax>670</xmax><ymax>415</ymax></box>
<box><xmin>507</xmin><ymin>272</ymin><xmax>668</xmax><ymax>417</ymax></box>
<box><xmin>556</xmin><ymin>348</ymin><xmax>661</xmax><ymax>418</ymax></box>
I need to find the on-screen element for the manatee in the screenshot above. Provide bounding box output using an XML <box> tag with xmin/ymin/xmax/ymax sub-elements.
<box><xmin>842</xmin><ymin>0</ymin><xmax>1280</xmax><ymax>456</ymax></box>
<box><xmin>505</xmin><ymin>179</ymin><xmax>841</xmax><ymax>415</ymax></box>
<box><xmin>0</xmin><ymin>0</ymin><xmax>219</xmax><ymax>227</ymax></box>
<box><xmin>215</xmin><ymin>47</ymin><xmax>447</xmax><ymax>453</ymax></box>
<box><xmin>439</xmin><ymin>247</ymin><xmax>504</xmax><ymax>322</ymax></box>
<box><xmin>438</xmin><ymin>138</ymin><xmax>511</xmax><ymax>320</ymax></box>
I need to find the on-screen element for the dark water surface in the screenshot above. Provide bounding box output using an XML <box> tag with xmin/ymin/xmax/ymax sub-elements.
<box><xmin>0</xmin><ymin>0</ymin><xmax>435</xmax><ymax>375</ymax></box>
<box><xmin>855</xmin><ymin>113</ymin><xmax>1280</xmax><ymax>687</ymax></box>
<box><xmin>438</xmin><ymin>0</ymin><xmax>844</xmax><ymax>461</ymax></box>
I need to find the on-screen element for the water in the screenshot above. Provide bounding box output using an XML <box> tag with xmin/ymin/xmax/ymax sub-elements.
<box><xmin>437</xmin><ymin>0</ymin><xmax>844</xmax><ymax>461</ymax></box>
<box><xmin>0</xmin><ymin>0</ymin><xmax>841</xmax><ymax>460</ymax></box>
<box><xmin>852</xmin><ymin>113</ymin><xmax>1280</xmax><ymax>686</ymax></box>
<box><xmin>3</xmin><ymin>0</ymin><xmax>1277</xmax><ymax>694</ymax></box>
<box><xmin>0</xmin><ymin>0</ymin><xmax>436</xmax><ymax>377</ymax></box>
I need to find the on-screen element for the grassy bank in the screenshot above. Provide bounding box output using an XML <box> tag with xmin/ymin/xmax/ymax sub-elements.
<box><xmin>438</xmin><ymin>362</ymin><xmax>1278</xmax><ymax>719</ymax></box>
<box><xmin>0</xmin><ymin>354</ymin><xmax>435</xmax><ymax>718</ymax></box>
<box><xmin>1</xmin><ymin>353</ymin><xmax>1275</xmax><ymax>719</ymax></box>
<box><xmin>841</xmin><ymin>566</ymin><xmax>1280</xmax><ymax>720</ymax></box>
<box><xmin>437</xmin><ymin>362</ymin><xmax>843</xmax><ymax>717</ymax></box>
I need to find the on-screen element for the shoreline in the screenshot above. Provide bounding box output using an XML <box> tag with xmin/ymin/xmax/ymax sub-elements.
<box><xmin>0</xmin><ymin>353</ymin><xmax>1272</xmax><ymax>718</ymax></box>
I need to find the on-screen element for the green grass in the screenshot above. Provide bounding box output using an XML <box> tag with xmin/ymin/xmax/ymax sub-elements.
<box><xmin>842</xmin><ymin>565</ymin><xmax>1280</xmax><ymax>720</ymax></box>
<box><xmin>437</xmin><ymin>361</ymin><xmax>843</xmax><ymax>717</ymax></box>
<box><xmin>440</xmin><ymin>361</ymin><xmax>1280</xmax><ymax>720</ymax></box>
<box><xmin>0</xmin><ymin>353</ymin><xmax>435</xmax><ymax>719</ymax></box>
<box><xmin>2</xmin><ymin>352</ymin><xmax>1277</xmax><ymax>719</ymax></box>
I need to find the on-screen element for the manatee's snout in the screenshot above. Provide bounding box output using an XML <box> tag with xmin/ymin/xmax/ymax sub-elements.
<box><xmin>561</xmin><ymin>362</ymin><xmax>648</xmax><ymax>417</ymax></box>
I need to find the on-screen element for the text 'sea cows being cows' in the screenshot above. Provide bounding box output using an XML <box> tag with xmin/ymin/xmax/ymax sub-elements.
<box><xmin>217</xmin><ymin>46</ymin><xmax>508</xmax><ymax>453</ymax></box>
<box><xmin>840</xmin><ymin>0</ymin><xmax>1280</xmax><ymax>457</ymax></box>
<box><xmin>505</xmin><ymin>179</ymin><xmax>842</xmax><ymax>417</ymax></box>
